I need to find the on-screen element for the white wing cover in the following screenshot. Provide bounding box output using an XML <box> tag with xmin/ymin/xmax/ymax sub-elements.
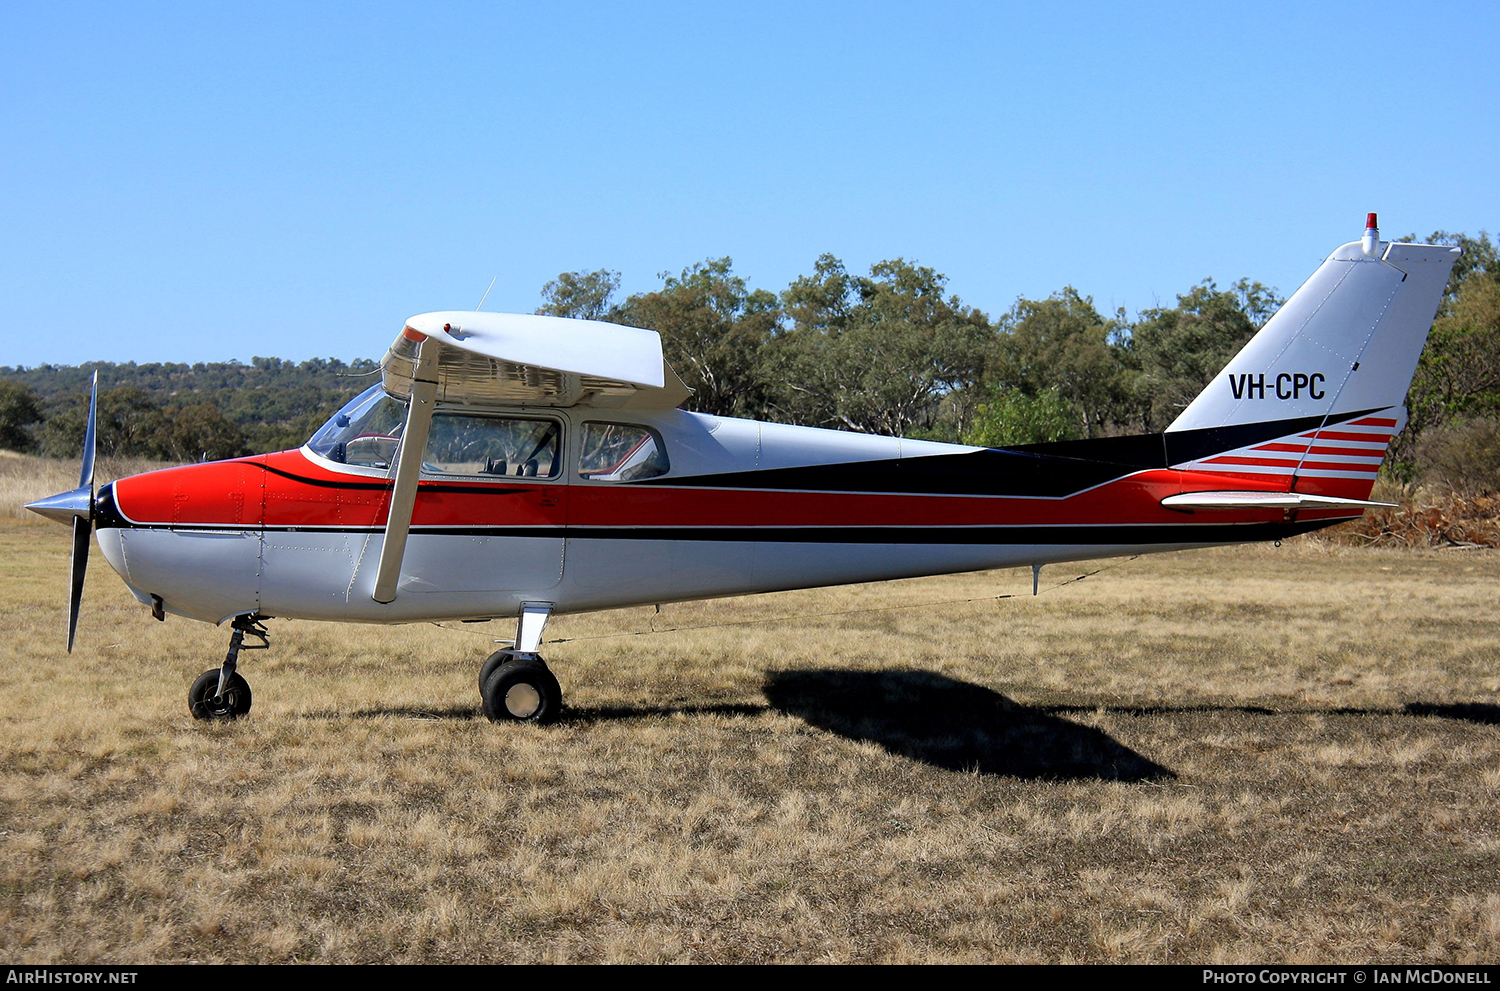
<box><xmin>382</xmin><ymin>311</ymin><xmax>692</xmax><ymax>409</ymax></box>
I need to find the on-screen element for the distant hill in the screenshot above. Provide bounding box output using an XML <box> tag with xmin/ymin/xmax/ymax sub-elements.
<box><xmin>0</xmin><ymin>356</ymin><xmax>379</xmax><ymax>457</ymax></box>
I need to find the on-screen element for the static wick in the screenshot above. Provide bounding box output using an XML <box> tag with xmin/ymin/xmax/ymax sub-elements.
<box><xmin>1032</xmin><ymin>564</ymin><xmax>1041</xmax><ymax>596</ymax></box>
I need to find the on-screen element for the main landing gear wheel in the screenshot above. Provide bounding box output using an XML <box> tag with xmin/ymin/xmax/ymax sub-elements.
<box><xmin>188</xmin><ymin>669</ymin><xmax>252</xmax><ymax>720</ymax></box>
<box><xmin>481</xmin><ymin>658</ymin><xmax>561</xmax><ymax>724</ymax></box>
<box><xmin>478</xmin><ymin>649</ymin><xmax>511</xmax><ymax>692</ymax></box>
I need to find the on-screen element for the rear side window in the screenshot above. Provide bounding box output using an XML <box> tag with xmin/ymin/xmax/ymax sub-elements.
<box><xmin>579</xmin><ymin>423</ymin><xmax>669</xmax><ymax>481</ymax></box>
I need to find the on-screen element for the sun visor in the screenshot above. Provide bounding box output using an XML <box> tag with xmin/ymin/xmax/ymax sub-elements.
<box><xmin>381</xmin><ymin>311</ymin><xmax>692</xmax><ymax>409</ymax></box>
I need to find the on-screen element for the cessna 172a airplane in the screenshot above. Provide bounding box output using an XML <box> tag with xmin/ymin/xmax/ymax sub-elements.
<box><xmin>28</xmin><ymin>216</ymin><xmax>1460</xmax><ymax>724</ymax></box>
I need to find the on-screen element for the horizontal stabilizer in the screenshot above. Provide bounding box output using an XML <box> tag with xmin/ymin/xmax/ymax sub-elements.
<box><xmin>1161</xmin><ymin>491</ymin><xmax>1396</xmax><ymax>511</ymax></box>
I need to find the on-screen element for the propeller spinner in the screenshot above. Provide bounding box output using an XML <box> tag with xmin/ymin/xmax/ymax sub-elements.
<box><xmin>25</xmin><ymin>372</ymin><xmax>99</xmax><ymax>652</ymax></box>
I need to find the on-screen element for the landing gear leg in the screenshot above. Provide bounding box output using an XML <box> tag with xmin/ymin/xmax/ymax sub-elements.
<box><xmin>188</xmin><ymin>615</ymin><xmax>269</xmax><ymax>721</ymax></box>
<box><xmin>480</xmin><ymin>603</ymin><xmax>561</xmax><ymax>724</ymax></box>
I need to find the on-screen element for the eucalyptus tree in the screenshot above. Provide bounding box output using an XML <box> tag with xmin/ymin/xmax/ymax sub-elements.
<box><xmin>1398</xmin><ymin>232</ymin><xmax>1500</xmax><ymax>484</ymax></box>
<box><xmin>611</xmin><ymin>258</ymin><xmax>780</xmax><ymax>419</ymax></box>
<box><xmin>537</xmin><ymin>269</ymin><xmax>621</xmax><ymax>321</ymax></box>
<box><xmin>1125</xmin><ymin>278</ymin><xmax>1283</xmax><ymax>431</ymax></box>
<box><xmin>769</xmin><ymin>255</ymin><xmax>992</xmax><ymax>438</ymax></box>
<box><xmin>0</xmin><ymin>381</ymin><xmax>41</xmax><ymax>452</ymax></box>
<box><xmin>990</xmin><ymin>287</ymin><xmax>1128</xmax><ymax>439</ymax></box>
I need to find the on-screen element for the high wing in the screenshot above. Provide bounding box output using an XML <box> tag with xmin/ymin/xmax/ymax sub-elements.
<box><xmin>382</xmin><ymin>311</ymin><xmax>692</xmax><ymax>409</ymax></box>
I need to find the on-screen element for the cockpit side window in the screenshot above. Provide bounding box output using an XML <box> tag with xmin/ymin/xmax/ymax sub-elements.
<box><xmin>422</xmin><ymin>414</ymin><xmax>561</xmax><ymax>479</ymax></box>
<box><xmin>579</xmin><ymin>423</ymin><xmax>670</xmax><ymax>481</ymax></box>
<box><xmin>306</xmin><ymin>385</ymin><xmax>408</xmax><ymax>469</ymax></box>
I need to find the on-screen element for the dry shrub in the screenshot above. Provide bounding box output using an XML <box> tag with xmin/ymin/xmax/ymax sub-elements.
<box><xmin>0</xmin><ymin>452</ymin><xmax>171</xmax><ymax>523</ymax></box>
<box><xmin>1327</xmin><ymin>492</ymin><xmax>1500</xmax><ymax>548</ymax></box>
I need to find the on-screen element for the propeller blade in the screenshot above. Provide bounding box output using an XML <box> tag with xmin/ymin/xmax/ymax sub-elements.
<box><xmin>79</xmin><ymin>371</ymin><xmax>98</xmax><ymax>491</ymax></box>
<box><xmin>23</xmin><ymin>374</ymin><xmax>103</xmax><ymax>650</ymax></box>
<box><xmin>67</xmin><ymin>515</ymin><xmax>90</xmax><ymax>654</ymax></box>
<box><xmin>67</xmin><ymin>373</ymin><xmax>98</xmax><ymax>652</ymax></box>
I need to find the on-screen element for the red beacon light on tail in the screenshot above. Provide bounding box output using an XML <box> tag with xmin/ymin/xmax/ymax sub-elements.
<box><xmin>1362</xmin><ymin>212</ymin><xmax>1381</xmax><ymax>257</ymax></box>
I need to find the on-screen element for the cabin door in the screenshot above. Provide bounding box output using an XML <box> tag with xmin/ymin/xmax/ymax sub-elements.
<box><xmin>395</xmin><ymin>411</ymin><xmax>566</xmax><ymax>594</ymax></box>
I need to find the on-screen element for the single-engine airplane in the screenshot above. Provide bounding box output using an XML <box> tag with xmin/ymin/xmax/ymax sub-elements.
<box><xmin>27</xmin><ymin>216</ymin><xmax>1460</xmax><ymax>724</ymax></box>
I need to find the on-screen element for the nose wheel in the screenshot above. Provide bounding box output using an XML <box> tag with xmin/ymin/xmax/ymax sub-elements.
<box><xmin>188</xmin><ymin>669</ymin><xmax>252</xmax><ymax>719</ymax></box>
<box><xmin>188</xmin><ymin>615</ymin><xmax>268</xmax><ymax>721</ymax></box>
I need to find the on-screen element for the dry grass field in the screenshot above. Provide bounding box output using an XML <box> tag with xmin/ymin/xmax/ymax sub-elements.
<box><xmin>1</xmin><ymin>454</ymin><xmax>1499</xmax><ymax>963</ymax></box>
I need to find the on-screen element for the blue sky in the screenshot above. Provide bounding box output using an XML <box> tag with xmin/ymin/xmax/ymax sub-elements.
<box><xmin>3</xmin><ymin>1</ymin><xmax>1496</xmax><ymax>367</ymax></box>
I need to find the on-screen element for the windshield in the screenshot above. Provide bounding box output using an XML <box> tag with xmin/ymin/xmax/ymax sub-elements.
<box><xmin>306</xmin><ymin>385</ymin><xmax>409</xmax><ymax>469</ymax></box>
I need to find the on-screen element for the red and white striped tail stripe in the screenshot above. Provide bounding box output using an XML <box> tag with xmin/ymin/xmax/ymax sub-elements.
<box><xmin>1175</xmin><ymin>415</ymin><xmax>1403</xmax><ymax>481</ymax></box>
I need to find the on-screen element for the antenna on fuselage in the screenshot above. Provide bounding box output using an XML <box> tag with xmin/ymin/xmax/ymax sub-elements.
<box><xmin>476</xmin><ymin>276</ymin><xmax>497</xmax><ymax>311</ymax></box>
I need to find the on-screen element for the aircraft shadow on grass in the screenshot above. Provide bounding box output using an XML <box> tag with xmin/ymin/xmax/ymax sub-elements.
<box><xmin>1400</xmin><ymin>702</ymin><xmax>1500</xmax><ymax>726</ymax></box>
<box><xmin>1042</xmin><ymin>701</ymin><xmax>1500</xmax><ymax>727</ymax></box>
<box><xmin>334</xmin><ymin>690</ymin><xmax>1499</xmax><ymax>742</ymax></box>
<box><xmin>761</xmin><ymin>669</ymin><xmax>1176</xmax><ymax>783</ymax></box>
<box><xmin>335</xmin><ymin>674</ymin><xmax>1174</xmax><ymax>782</ymax></box>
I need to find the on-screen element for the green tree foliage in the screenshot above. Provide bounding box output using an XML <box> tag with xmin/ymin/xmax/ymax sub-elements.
<box><xmin>39</xmin><ymin>387</ymin><xmax>249</xmax><ymax>461</ymax></box>
<box><xmin>42</xmin><ymin>386</ymin><xmax>164</xmax><ymax>458</ymax></box>
<box><xmin>157</xmin><ymin>402</ymin><xmax>250</xmax><ymax>462</ymax></box>
<box><xmin>1413</xmin><ymin>273</ymin><xmax>1500</xmax><ymax>422</ymax></box>
<box><xmin>611</xmin><ymin>258</ymin><xmax>780</xmax><ymax>418</ymax></box>
<box><xmin>990</xmin><ymin>288</ymin><xmax>1126</xmax><ymax>438</ymax></box>
<box><xmin>1395</xmin><ymin>232</ymin><xmax>1500</xmax><ymax>482</ymax></box>
<box><xmin>768</xmin><ymin>256</ymin><xmax>992</xmax><ymax>437</ymax></box>
<box><xmin>1417</xmin><ymin>417</ymin><xmax>1500</xmax><ymax>495</ymax></box>
<box><xmin>0</xmin><ymin>381</ymin><xmax>42</xmax><ymax>452</ymax></box>
<box><xmin>761</xmin><ymin>254</ymin><xmax>857</xmax><ymax>426</ymax></box>
<box><xmin>1125</xmin><ymin>279</ymin><xmax>1283</xmax><ymax>431</ymax></box>
<box><xmin>963</xmin><ymin>386</ymin><xmax>1082</xmax><ymax>447</ymax></box>
<box><xmin>537</xmin><ymin>270</ymin><xmax>621</xmax><ymax>320</ymax></box>
<box><xmin>4</xmin><ymin>356</ymin><xmax>372</xmax><ymax>459</ymax></box>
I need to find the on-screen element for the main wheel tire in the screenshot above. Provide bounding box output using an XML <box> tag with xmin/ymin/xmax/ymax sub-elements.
<box><xmin>481</xmin><ymin>659</ymin><xmax>561</xmax><ymax>724</ymax></box>
<box><xmin>479</xmin><ymin>649</ymin><xmax>552</xmax><ymax>692</ymax></box>
<box><xmin>188</xmin><ymin>669</ymin><xmax>252</xmax><ymax>721</ymax></box>
<box><xmin>478</xmin><ymin>649</ymin><xmax>513</xmax><ymax>692</ymax></box>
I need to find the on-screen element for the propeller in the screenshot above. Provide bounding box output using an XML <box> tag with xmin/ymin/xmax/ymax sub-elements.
<box><xmin>25</xmin><ymin>372</ymin><xmax>98</xmax><ymax>652</ymax></box>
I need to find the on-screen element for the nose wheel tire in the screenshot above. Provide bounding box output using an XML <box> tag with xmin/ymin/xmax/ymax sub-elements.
<box><xmin>188</xmin><ymin>669</ymin><xmax>253</xmax><ymax>720</ymax></box>
<box><xmin>481</xmin><ymin>658</ymin><xmax>561</xmax><ymax>724</ymax></box>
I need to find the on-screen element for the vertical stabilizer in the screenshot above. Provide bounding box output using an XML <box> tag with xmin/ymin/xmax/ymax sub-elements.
<box><xmin>1163</xmin><ymin>219</ymin><xmax>1459</xmax><ymax>497</ymax></box>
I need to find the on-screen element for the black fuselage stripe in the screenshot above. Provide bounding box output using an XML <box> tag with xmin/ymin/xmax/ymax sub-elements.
<box><xmin>625</xmin><ymin>408</ymin><xmax>1390</xmax><ymax>497</ymax></box>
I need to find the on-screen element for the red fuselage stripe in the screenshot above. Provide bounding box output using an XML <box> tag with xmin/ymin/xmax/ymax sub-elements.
<box><xmin>110</xmin><ymin>449</ymin><xmax>1384</xmax><ymax>532</ymax></box>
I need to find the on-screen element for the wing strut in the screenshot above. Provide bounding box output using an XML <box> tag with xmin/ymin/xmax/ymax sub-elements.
<box><xmin>372</xmin><ymin>334</ymin><xmax>441</xmax><ymax>604</ymax></box>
